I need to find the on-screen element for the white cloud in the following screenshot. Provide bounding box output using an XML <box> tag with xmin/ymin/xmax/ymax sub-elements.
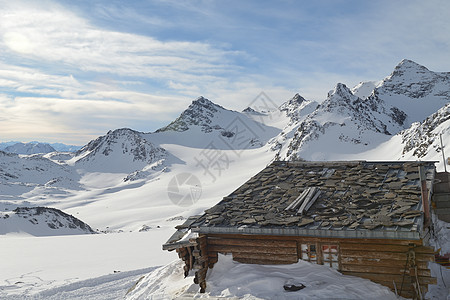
<box><xmin>0</xmin><ymin>2</ymin><xmax>241</xmax><ymax>84</ymax></box>
<box><xmin>0</xmin><ymin>1</ymin><xmax>255</xmax><ymax>144</ymax></box>
<box><xmin>1</xmin><ymin>0</ymin><xmax>449</xmax><ymax>145</ymax></box>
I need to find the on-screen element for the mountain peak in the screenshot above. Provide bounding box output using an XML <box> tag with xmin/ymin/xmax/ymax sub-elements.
<box><xmin>396</xmin><ymin>59</ymin><xmax>429</xmax><ymax>70</ymax></box>
<box><xmin>393</xmin><ymin>59</ymin><xmax>430</xmax><ymax>75</ymax></box>
<box><xmin>279</xmin><ymin>93</ymin><xmax>307</xmax><ymax>111</ymax></box>
<box><xmin>327</xmin><ymin>83</ymin><xmax>355</xmax><ymax>100</ymax></box>
<box><xmin>191</xmin><ymin>96</ymin><xmax>226</xmax><ymax>110</ymax></box>
<box><xmin>291</xmin><ymin>93</ymin><xmax>306</xmax><ymax>104</ymax></box>
<box><xmin>378</xmin><ymin>58</ymin><xmax>450</xmax><ymax>103</ymax></box>
<box><xmin>389</xmin><ymin>59</ymin><xmax>430</xmax><ymax>79</ymax></box>
<box><xmin>157</xmin><ymin>96</ymin><xmax>227</xmax><ymax>132</ymax></box>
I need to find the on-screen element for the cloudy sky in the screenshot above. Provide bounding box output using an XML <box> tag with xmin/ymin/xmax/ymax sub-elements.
<box><xmin>1</xmin><ymin>0</ymin><xmax>449</xmax><ymax>145</ymax></box>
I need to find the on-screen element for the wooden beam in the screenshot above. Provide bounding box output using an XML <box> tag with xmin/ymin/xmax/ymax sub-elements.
<box><xmin>232</xmin><ymin>252</ymin><xmax>298</xmax><ymax>263</ymax></box>
<box><xmin>414</xmin><ymin>245</ymin><xmax>436</xmax><ymax>254</ymax></box>
<box><xmin>233</xmin><ymin>257</ymin><xmax>297</xmax><ymax>265</ymax></box>
<box><xmin>208</xmin><ymin>244</ymin><xmax>297</xmax><ymax>255</ymax></box>
<box><xmin>340</xmin><ymin>264</ymin><xmax>431</xmax><ymax>277</ymax></box>
<box><xmin>339</xmin><ymin>243</ymin><xmax>436</xmax><ymax>254</ymax></box>
<box><xmin>341</xmin><ymin>250</ymin><xmax>435</xmax><ymax>262</ymax></box>
<box><xmin>341</xmin><ymin>271</ymin><xmax>437</xmax><ymax>285</ymax></box>
<box><xmin>205</xmin><ymin>234</ymin><xmax>423</xmax><ymax>246</ymax></box>
<box><xmin>341</xmin><ymin>257</ymin><xmax>429</xmax><ymax>269</ymax></box>
<box><xmin>207</xmin><ymin>237</ymin><xmax>297</xmax><ymax>248</ymax></box>
<box><xmin>340</xmin><ymin>243</ymin><xmax>410</xmax><ymax>252</ymax></box>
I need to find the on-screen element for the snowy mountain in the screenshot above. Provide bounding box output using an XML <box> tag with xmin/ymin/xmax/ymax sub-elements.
<box><xmin>0</xmin><ymin>150</ymin><xmax>80</xmax><ymax>199</ymax></box>
<box><xmin>0</xmin><ymin>141</ymin><xmax>20</xmax><ymax>150</ymax></box>
<box><xmin>278</xmin><ymin>93</ymin><xmax>318</xmax><ymax>124</ymax></box>
<box><xmin>371</xmin><ymin>59</ymin><xmax>450</xmax><ymax>125</ymax></box>
<box><xmin>0</xmin><ymin>141</ymin><xmax>81</xmax><ymax>153</ymax></box>
<box><xmin>156</xmin><ymin>96</ymin><xmax>227</xmax><ymax>133</ymax></box>
<box><xmin>4</xmin><ymin>142</ymin><xmax>56</xmax><ymax>155</ymax></box>
<box><xmin>355</xmin><ymin>103</ymin><xmax>450</xmax><ymax>170</ymax></box>
<box><xmin>148</xmin><ymin>96</ymin><xmax>282</xmax><ymax>150</ymax></box>
<box><xmin>401</xmin><ymin>103</ymin><xmax>450</xmax><ymax>158</ymax></box>
<box><xmin>72</xmin><ymin>128</ymin><xmax>168</xmax><ymax>174</ymax></box>
<box><xmin>273</xmin><ymin>59</ymin><xmax>450</xmax><ymax>161</ymax></box>
<box><xmin>0</xmin><ymin>207</ymin><xmax>96</xmax><ymax>236</ymax></box>
<box><xmin>49</xmin><ymin>143</ymin><xmax>81</xmax><ymax>152</ymax></box>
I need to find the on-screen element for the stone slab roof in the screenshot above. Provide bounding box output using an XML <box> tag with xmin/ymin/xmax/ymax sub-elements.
<box><xmin>190</xmin><ymin>161</ymin><xmax>436</xmax><ymax>240</ymax></box>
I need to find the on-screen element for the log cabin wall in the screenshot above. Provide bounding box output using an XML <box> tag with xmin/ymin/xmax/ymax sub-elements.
<box><xmin>205</xmin><ymin>233</ymin><xmax>436</xmax><ymax>299</ymax></box>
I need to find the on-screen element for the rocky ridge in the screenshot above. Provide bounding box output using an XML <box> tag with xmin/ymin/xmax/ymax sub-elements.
<box><xmin>156</xmin><ymin>96</ymin><xmax>227</xmax><ymax>133</ymax></box>
<box><xmin>0</xmin><ymin>207</ymin><xmax>96</xmax><ymax>236</ymax></box>
<box><xmin>74</xmin><ymin>128</ymin><xmax>167</xmax><ymax>173</ymax></box>
<box><xmin>400</xmin><ymin>103</ymin><xmax>450</xmax><ymax>158</ymax></box>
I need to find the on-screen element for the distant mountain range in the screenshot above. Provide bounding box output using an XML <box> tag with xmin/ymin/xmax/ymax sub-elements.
<box><xmin>0</xmin><ymin>59</ymin><xmax>448</xmax><ymax>235</ymax></box>
<box><xmin>0</xmin><ymin>141</ymin><xmax>81</xmax><ymax>154</ymax></box>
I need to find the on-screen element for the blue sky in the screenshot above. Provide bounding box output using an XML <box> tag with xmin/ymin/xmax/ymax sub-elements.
<box><xmin>1</xmin><ymin>0</ymin><xmax>449</xmax><ymax>145</ymax></box>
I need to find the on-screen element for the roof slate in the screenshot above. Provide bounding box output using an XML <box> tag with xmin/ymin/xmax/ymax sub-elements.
<box><xmin>190</xmin><ymin>161</ymin><xmax>436</xmax><ymax>239</ymax></box>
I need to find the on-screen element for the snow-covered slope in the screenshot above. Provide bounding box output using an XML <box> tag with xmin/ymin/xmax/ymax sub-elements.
<box><xmin>0</xmin><ymin>151</ymin><xmax>80</xmax><ymax>199</ymax></box>
<box><xmin>72</xmin><ymin>128</ymin><xmax>168</xmax><ymax>174</ymax></box>
<box><xmin>0</xmin><ymin>207</ymin><xmax>96</xmax><ymax>236</ymax></box>
<box><xmin>351</xmin><ymin>80</ymin><xmax>382</xmax><ymax>99</ymax></box>
<box><xmin>4</xmin><ymin>142</ymin><xmax>56</xmax><ymax>155</ymax></box>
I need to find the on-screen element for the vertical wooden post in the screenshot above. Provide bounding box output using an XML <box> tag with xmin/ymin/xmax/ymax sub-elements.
<box><xmin>418</xmin><ymin>166</ymin><xmax>431</xmax><ymax>228</ymax></box>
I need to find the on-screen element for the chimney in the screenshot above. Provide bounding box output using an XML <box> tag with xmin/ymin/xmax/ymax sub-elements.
<box><xmin>418</xmin><ymin>166</ymin><xmax>431</xmax><ymax>228</ymax></box>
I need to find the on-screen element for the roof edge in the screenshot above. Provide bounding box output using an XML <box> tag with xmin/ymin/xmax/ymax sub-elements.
<box><xmin>192</xmin><ymin>226</ymin><xmax>422</xmax><ymax>240</ymax></box>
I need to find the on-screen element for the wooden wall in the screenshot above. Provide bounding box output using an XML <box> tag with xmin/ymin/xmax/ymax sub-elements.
<box><xmin>204</xmin><ymin>234</ymin><xmax>436</xmax><ymax>299</ymax></box>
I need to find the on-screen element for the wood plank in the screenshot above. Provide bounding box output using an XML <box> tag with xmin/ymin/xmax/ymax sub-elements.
<box><xmin>340</xmin><ymin>264</ymin><xmax>431</xmax><ymax>277</ymax></box>
<box><xmin>233</xmin><ymin>257</ymin><xmax>297</xmax><ymax>265</ymax></box>
<box><xmin>340</xmin><ymin>243</ymin><xmax>410</xmax><ymax>252</ymax></box>
<box><xmin>208</xmin><ymin>251</ymin><xmax>218</xmax><ymax>258</ymax></box>
<box><xmin>205</xmin><ymin>234</ymin><xmax>423</xmax><ymax>246</ymax></box>
<box><xmin>414</xmin><ymin>245</ymin><xmax>437</xmax><ymax>254</ymax></box>
<box><xmin>297</xmin><ymin>187</ymin><xmax>317</xmax><ymax>214</ymax></box>
<box><xmin>340</xmin><ymin>243</ymin><xmax>436</xmax><ymax>254</ymax></box>
<box><xmin>232</xmin><ymin>252</ymin><xmax>298</xmax><ymax>263</ymax></box>
<box><xmin>300</xmin><ymin>188</ymin><xmax>321</xmax><ymax>214</ymax></box>
<box><xmin>285</xmin><ymin>188</ymin><xmax>309</xmax><ymax>211</ymax></box>
<box><xmin>341</xmin><ymin>257</ymin><xmax>429</xmax><ymax>269</ymax></box>
<box><xmin>207</xmin><ymin>238</ymin><xmax>297</xmax><ymax>248</ymax></box>
<box><xmin>341</xmin><ymin>271</ymin><xmax>437</xmax><ymax>285</ymax></box>
<box><xmin>341</xmin><ymin>249</ymin><xmax>435</xmax><ymax>262</ymax></box>
<box><xmin>208</xmin><ymin>244</ymin><xmax>297</xmax><ymax>255</ymax></box>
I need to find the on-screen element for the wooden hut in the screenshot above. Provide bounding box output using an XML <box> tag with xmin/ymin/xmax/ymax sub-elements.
<box><xmin>163</xmin><ymin>161</ymin><xmax>440</xmax><ymax>298</ymax></box>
